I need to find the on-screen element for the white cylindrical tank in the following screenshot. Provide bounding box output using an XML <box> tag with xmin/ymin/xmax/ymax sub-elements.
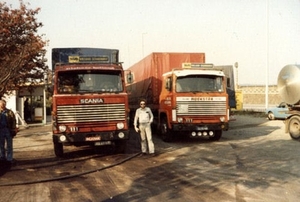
<box><xmin>277</xmin><ymin>64</ymin><xmax>300</xmax><ymax>105</ymax></box>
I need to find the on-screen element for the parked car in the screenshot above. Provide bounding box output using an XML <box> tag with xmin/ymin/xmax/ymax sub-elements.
<box><xmin>266</xmin><ymin>102</ymin><xmax>289</xmax><ymax>120</ymax></box>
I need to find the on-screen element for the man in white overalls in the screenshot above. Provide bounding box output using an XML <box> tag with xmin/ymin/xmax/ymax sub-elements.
<box><xmin>134</xmin><ymin>99</ymin><xmax>155</xmax><ymax>156</ymax></box>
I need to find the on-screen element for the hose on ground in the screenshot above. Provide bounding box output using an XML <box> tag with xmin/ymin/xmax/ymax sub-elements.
<box><xmin>0</xmin><ymin>152</ymin><xmax>141</xmax><ymax>187</ymax></box>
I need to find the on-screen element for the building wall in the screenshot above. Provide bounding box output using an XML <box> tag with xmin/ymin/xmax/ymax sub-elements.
<box><xmin>4</xmin><ymin>93</ymin><xmax>17</xmax><ymax>112</ymax></box>
<box><xmin>238</xmin><ymin>85</ymin><xmax>282</xmax><ymax>110</ymax></box>
<box><xmin>3</xmin><ymin>85</ymin><xmax>47</xmax><ymax>124</ymax></box>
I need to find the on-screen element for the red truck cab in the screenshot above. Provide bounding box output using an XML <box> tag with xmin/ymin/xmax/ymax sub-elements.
<box><xmin>159</xmin><ymin>63</ymin><xmax>229</xmax><ymax>141</ymax></box>
<box><xmin>51</xmin><ymin>48</ymin><xmax>129</xmax><ymax>157</ymax></box>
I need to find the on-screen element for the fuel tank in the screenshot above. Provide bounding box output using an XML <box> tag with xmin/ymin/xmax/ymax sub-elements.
<box><xmin>277</xmin><ymin>64</ymin><xmax>300</xmax><ymax>105</ymax></box>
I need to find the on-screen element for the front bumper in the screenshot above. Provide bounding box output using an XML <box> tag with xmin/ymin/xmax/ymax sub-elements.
<box><xmin>172</xmin><ymin>123</ymin><xmax>229</xmax><ymax>132</ymax></box>
<box><xmin>53</xmin><ymin>130</ymin><xmax>129</xmax><ymax>144</ymax></box>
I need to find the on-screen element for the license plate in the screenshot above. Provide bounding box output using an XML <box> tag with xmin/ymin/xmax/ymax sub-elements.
<box><xmin>95</xmin><ymin>141</ymin><xmax>112</xmax><ymax>146</ymax></box>
<box><xmin>86</xmin><ymin>136</ymin><xmax>101</xmax><ymax>141</ymax></box>
<box><xmin>197</xmin><ymin>127</ymin><xmax>208</xmax><ymax>130</ymax></box>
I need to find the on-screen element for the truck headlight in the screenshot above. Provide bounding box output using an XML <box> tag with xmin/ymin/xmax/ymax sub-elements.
<box><xmin>59</xmin><ymin>135</ymin><xmax>67</xmax><ymax>142</ymax></box>
<box><xmin>117</xmin><ymin>122</ymin><xmax>124</xmax><ymax>129</ymax></box>
<box><xmin>220</xmin><ymin>117</ymin><xmax>225</xmax><ymax>122</ymax></box>
<box><xmin>59</xmin><ymin>125</ymin><xmax>67</xmax><ymax>132</ymax></box>
<box><xmin>118</xmin><ymin>132</ymin><xmax>125</xmax><ymax>138</ymax></box>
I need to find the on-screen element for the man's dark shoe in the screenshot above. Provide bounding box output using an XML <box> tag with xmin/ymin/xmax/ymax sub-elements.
<box><xmin>7</xmin><ymin>159</ymin><xmax>17</xmax><ymax>166</ymax></box>
<box><xmin>0</xmin><ymin>158</ymin><xmax>6</xmax><ymax>164</ymax></box>
<box><xmin>139</xmin><ymin>153</ymin><xmax>147</xmax><ymax>157</ymax></box>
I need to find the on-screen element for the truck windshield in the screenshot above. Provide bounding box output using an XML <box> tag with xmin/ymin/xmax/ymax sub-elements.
<box><xmin>57</xmin><ymin>70</ymin><xmax>123</xmax><ymax>94</ymax></box>
<box><xmin>176</xmin><ymin>75</ymin><xmax>224</xmax><ymax>93</ymax></box>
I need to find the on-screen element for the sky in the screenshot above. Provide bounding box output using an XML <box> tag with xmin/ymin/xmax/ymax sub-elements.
<box><xmin>9</xmin><ymin>0</ymin><xmax>300</xmax><ymax>85</ymax></box>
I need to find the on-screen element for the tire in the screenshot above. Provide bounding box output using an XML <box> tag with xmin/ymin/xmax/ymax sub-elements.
<box><xmin>288</xmin><ymin>116</ymin><xmax>300</xmax><ymax>140</ymax></box>
<box><xmin>209</xmin><ymin>130</ymin><xmax>222</xmax><ymax>141</ymax></box>
<box><xmin>267</xmin><ymin>112</ymin><xmax>275</xmax><ymax>120</ymax></box>
<box><xmin>54</xmin><ymin>140</ymin><xmax>64</xmax><ymax>157</ymax></box>
<box><xmin>160</xmin><ymin>117</ymin><xmax>173</xmax><ymax>142</ymax></box>
<box><xmin>114</xmin><ymin>140</ymin><xmax>127</xmax><ymax>154</ymax></box>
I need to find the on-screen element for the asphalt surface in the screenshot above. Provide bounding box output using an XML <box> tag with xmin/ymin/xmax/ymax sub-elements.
<box><xmin>0</xmin><ymin>115</ymin><xmax>299</xmax><ymax>202</ymax></box>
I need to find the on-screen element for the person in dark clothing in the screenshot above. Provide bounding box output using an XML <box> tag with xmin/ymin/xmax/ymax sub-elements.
<box><xmin>24</xmin><ymin>98</ymin><xmax>30</xmax><ymax>121</ymax></box>
<box><xmin>0</xmin><ymin>100</ymin><xmax>17</xmax><ymax>164</ymax></box>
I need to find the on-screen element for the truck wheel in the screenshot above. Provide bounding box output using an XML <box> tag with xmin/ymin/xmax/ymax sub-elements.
<box><xmin>160</xmin><ymin>117</ymin><xmax>173</xmax><ymax>142</ymax></box>
<box><xmin>267</xmin><ymin>112</ymin><xmax>275</xmax><ymax>120</ymax></box>
<box><xmin>54</xmin><ymin>141</ymin><xmax>64</xmax><ymax>157</ymax></box>
<box><xmin>209</xmin><ymin>130</ymin><xmax>222</xmax><ymax>141</ymax></box>
<box><xmin>114</xmin><ymin>140</ymin><xmax>127</xmax><ymax>153</ymax></box>
<box><xmin>288</xmin><ymin>116</ymin><xmax>300</xmax><ymax>140</ymax></box>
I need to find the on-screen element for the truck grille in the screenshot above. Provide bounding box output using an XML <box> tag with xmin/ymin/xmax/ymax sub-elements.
<box><xmin>57</xmin><ymin>104</ymin><xmax>126</xmax><ymax>123</ymax></box>
<box><xmin>176</xmin><ymin>101</ymin><xmax>226</xmax><ymax>115</ymax></box>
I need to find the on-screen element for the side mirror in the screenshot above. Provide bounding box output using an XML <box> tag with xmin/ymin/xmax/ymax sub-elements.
<box><xmin>227</xmin><ymin>78</ymin><xmax>231</xmax><ymax>88</ymax></box>
<box><xmin>127</xmin><ymin>73</ymin><xmax>133</xmax><ymax>84</ymax></box>
<box><xmin>46</xmin><ymin>85</ymin><xmax>54</xmax><ymax>94</ymax></box>
<box><xmin>165</xmin><ymin>78</ymin><xmax>172</xmax><ymax>91</ymax></box>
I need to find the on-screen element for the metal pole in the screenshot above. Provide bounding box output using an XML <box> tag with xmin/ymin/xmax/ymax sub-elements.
<box><xmin>43</xmin><ymin>89</ymin><xmax>47</xmax><ymax>124</ymax></box>
<box><xmin>234</xmin><ymin>62</ymin><xmax>238</xmax><ymax>89</ymax></box>
<box><xmin>265</xmin><ymin>0</ymin><xmax>269</xmax><ymax>109</ymax></box>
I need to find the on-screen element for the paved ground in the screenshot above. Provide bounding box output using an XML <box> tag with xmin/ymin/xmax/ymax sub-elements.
<box><xmin>0</xmin><ymin>115</ymin><xmax>299</xmax><ymax>202</ymax></box>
